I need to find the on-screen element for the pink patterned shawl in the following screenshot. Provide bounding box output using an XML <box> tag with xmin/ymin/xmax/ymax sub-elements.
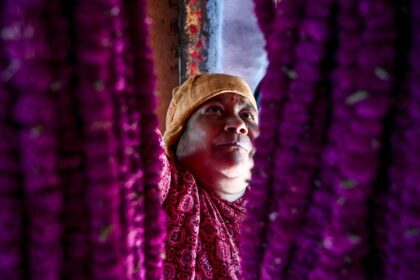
<box><xmin>159</xmin><ymin>154</ymin><xmax>246</xmax><ymax>280</ymax></box>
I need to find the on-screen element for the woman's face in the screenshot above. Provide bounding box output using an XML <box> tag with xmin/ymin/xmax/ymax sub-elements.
<box><xmin>176</xmin><ymin>92</ymin><xmax>259</xmax><ymax>189</ymax></box>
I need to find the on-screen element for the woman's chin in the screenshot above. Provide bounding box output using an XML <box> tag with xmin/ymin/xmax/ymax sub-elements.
<box><xmin>216</xmin><ymin>158</ymin><xmax>252</xmax><ymax>179</ymax></box>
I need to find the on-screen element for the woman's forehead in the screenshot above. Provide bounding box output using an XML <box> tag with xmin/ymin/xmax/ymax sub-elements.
<box><xmin>205</xmin><ymin>92</ymin><xmax>255</xmax><ymax>108</ymax></box>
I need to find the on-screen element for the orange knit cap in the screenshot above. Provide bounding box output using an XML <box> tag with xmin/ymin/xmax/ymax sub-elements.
<box><xmin>163</xmin><ymin>73</ymin><xmax>258</xmax><ymax>159</ymax></box>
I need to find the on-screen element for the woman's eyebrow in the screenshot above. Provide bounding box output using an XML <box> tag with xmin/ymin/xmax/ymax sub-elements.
<box><xmin>242</xmin><ymin>103</ymin><xmax>257</xmax><ymax>113</ymax></box>
<box><xmin>204</xmin><ymin>96</ymin><xmax>256</xmax><ymax>113</ymax></box>
<box><xmin>203</xmin><ymin>97</ymin><xmax>223</xmax><ymax>105</ymax></box>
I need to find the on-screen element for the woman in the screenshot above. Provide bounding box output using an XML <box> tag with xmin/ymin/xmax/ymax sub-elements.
<box><xmin>159</xmin><ymin>73</ymin><xmax>259</xmax><ymax>279</ymax></box>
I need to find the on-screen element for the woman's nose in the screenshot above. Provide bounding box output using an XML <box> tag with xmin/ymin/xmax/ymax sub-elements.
<box><xmin>224</xmin><ymin>115</ymin><xmax>248</xmax><ymax>135</ymax></box>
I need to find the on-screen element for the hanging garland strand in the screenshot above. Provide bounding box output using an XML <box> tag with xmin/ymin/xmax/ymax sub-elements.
<box><xmin>384</xmin><ymin>1</ymin><xmax>420</xmax><ymax>279</ymax></box>
<box><xmin>252</xmin><ymin>0</ymin><xmax>276</xmax><ymax>39</ymax></box>
<box><xmin>0</xmin><ymin>90</ymin><xmax>23</xmax><ymax>278</ymax></box>
<box><xmin>279</xmin><ymin>0</ymin><xmax>338</xmax><ymax>277</ymax></box>
<box><xmin>74</xmin><ymin>0</ymin><xmax>126</xmax><ymax>278</ymax></box>
<box><xmin>242</xmin><ymin>0</ymin><xmax>307</xmax><ymax>278</ymax></box>
<box><xmin>310</xmin><ymin>0</ymin><xmax>397</xmax><ymax>279</ymax></box>
<box><xmin>0</xmin><ymin>0</ymin><xmax>165</xmax><ymax>279</ymax></box>
<box><xmin>258</xmin><ymin>0</ymin><xmax>336</xmax><ymax>278</ymax></box>
<box><xmin>124</xmin><ymin>0</ymin><xmax>166</xmax><ymax>278</ymax></box>
<box><xmin>4</xmin><ymin>0</ymin><xmax>65</xmax><ymax>279</ymax></box>
<box><xmin>109</xmin><ymin>0</ymin><xmax>146</xmax><ymax>278</ymax></box>
<box><xmin>246</xmin><ymin>0</ymin><xmax>406</xmax><ymax>279</ymax></box>
<box><xmin>284</xmin><ymin>90</ymin><xmax>331</xmax><ymax>280</ymax></box>
<box><xmin>0</xmin><ymin>2</ymin><xmax>27</xmax><ymax>278</ymax></box>
<box><xmin>308</xmin><ymin>0</ymin><xmax>365</xmax><ymax>278</ymax></box>
<box><xmin>394</xmin><ymin>11</ymin><xmax>420</xmax><ymax>275</ymax></box>
<box><xmin>48</xmin><ymin>1</ymin><xmax>91</xmax><ymax>279</ymax></box>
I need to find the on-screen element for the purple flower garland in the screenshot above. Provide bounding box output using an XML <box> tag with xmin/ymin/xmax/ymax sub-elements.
<box><xmin>279</xmin><ymin>1</ymin><xmax>338</xmax><ymax>277</ymax></box>
<box><xmin>124</xmin><ymin>0</ymin><xmax>166</xmax><ymax>279</ymax></box>
<box><xmin>46</xmin><ymin>2</ymin><xmax>91</xmax><ymax>279</ymax></box>
<box><xmin>259</xmin><ymin>0</ymin><xmax>336</xmax><ymax>278</ymax></box>
<box><xmin>241</xmin><ymin>0</ymin><xmax>308</xmax><ymax>278</ymax></box>
<box><xmin>310</xmin><ymin>1</ymin><xmax>396</xmax><ymax>279</ymax></box>
<box><xmin>252</xmin><ymin>0</ymin><xmax>276</xmax><ymax>40</ymax></box>
<box><xmin>243</xmin><ymin>0</ymin><xmax>338</xmax><ymax>278</ymax></box>
<box><xmin>109</xmin><ymin>1</ymin><xmax>145</xmax><ymax>278</ymax></box>
<box><xmin>2</xmin><ymin>0</ymin><xmax>65</xmax><ymax>279</ymax></box>
<box><xmin>383</xmin><ymin>1</ymin><xmax>420</xmax><ymax>279</ymax></box>
<box><xmin>74</xmin><ymin>0</ymin><xmax>127</xmax><ymax>278</ymax></box>
<box><xmin>73</xmin><ymin>0</ymin><xmax>166</xmax><ymax>278</ymax></box>
<box><xmin>0</xmin><ymin>96</ymin><xmax>23</xmax><ymax>279</ymax></box>
<box><xmin>0</xmin><ymin>0</ymin><xmax>418</xmax><ymax>279</ymax></box>
<box><xmin>243</xmin><ymin>0</ymin><xmax>407</xmax><ymax>279</ymax></box>
<box><xmin>0</xmin><ymin>2</ymin><xmax>25</xmax><ymax>277</ymax></box>
<box><xmin>113</xmin><ymin>0</ymin><xmax>166</xmax><ymax>278</ymax></box>
<box><xmin>0</xmin><ymin>0</ymin><xmax>165</xmax><ymax>279</ymax></box>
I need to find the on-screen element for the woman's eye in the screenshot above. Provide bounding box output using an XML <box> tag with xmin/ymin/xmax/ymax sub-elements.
<box><xmin>241</xmin><ymin>111</ymin><xmax>254</xmax><ymax>120</ymax></box>
<box><xmin>206</xmin><ymin>105</ymin><xmax>223</xmax><ymax>113</ymax></box>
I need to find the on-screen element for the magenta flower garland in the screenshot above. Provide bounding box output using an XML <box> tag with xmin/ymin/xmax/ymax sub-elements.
<box><xmin>0</xmin><ymin>0</ymin><xmax>165</xmax><ymax>279</ymax></box>
<box><xmin>240</xmin><ymin>0</ymin><xmax>307</xmax><ymax>278</ymax></box>
<box><xmin>2</xmin><ymin>1</ymin><xmax>64</xmax><ymax>279</ymax></box>
<box><xmin>382</xmin><ymin>1</ymin><xmax>420</xmax><ymax>279</ymax></box>
<box><xmin>241</xmin><ymin>0</ymin><xmax>326</xmax><ymax>278</ymax></box>
<box><xmin>259</xmin><ymin>0</ymin><xmax>336</xmax><ymax>278</ymax></box>
<box><xmin>74</xmin><ymin>0</ymin><xmax>127</xmax><ymax>278</ymax></box>
<box><xmin>109</xmin><ymin>1</ymin><xmax>145</xmax><ymax>278</ymax></box>
<box><xmin>252</xmin><ymin>0</ymin><xmax>277</xmax><ymax>39</ymax></box>
<box><xmin>310</xmin><ymin>1</ymin><xmax>396</xmax><ymax>279</ymax></box>
<box><xmin>124</xmin><ymin>0</ymin><xmax>166</xmax><ymax>278</ymax></box>
<box><xmin>1</xmin><ymin>0</ymin><xmax>419</xmax><ymax>279</ymax></box>
<box><xmin>47</xmin><ymin>2</ymin><xmax>92</xmax><ymax>279</ymax></box>
<box><xmin>120</xmin><ymin>2</ymin><xmax>166</xmax><ymax>279</ymax></box>
<box><xmin>0</xmin><ymin>100</ymin><xmax>23</xmax><ymax>279</ymax></box>
<box><xmin>0</xmin><ymin>2</ymin><xmax>26</xmax><ymax>277</ymax></box>
<box><xmin>243</xmin><ymin>0</ymin><xmax>419</xmax><ymax>279</ymax></box>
